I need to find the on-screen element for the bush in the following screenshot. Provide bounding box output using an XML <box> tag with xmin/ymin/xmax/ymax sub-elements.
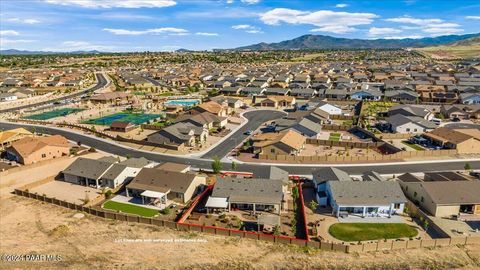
<box><xmin>88</xmin><ymin>147</ymin><xmax>96</xmax><ymax>152</ymax></box>
<box><xmin>160</xmin><ymin>208</ymin><xmax>171</xmax><ymax>215</ymax></box>
<box><xmin>104</xmin><ymin>190</ymin><xmax>113</xmax><ymax>199</ymax></box>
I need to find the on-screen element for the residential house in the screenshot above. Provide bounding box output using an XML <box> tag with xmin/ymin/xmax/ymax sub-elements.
<box><xmin>398</xmin><ymin>174</ymin><xmax>480</xmax><ymax>217</ymax></box>
<box><xmin>388</xmin><ymin>105</ymin><xmax>433</xmax><ymax>120</ymax></box>
<box><xmin>205</xmin><ymin>176</ymin><xmax>286</xmax><ymax>214</ymax></box>
<box><xmin>312</xmin><ymin>167</ymin><xmax>351</xmax><ymax>204</ymax></box>
<box><xmin>126</xmin><ymin>168</ymin><xmax>206</xmax><ymax>207</ymax></box>
<box><xmin>423</xmin><ymin>127</ymin><xmax>480</xmax><ymax>154</ymax></box>
<box><xmin>258</xmin><ymin>96</ymin><xmax>296</xmax><ymax>108</ymax></box>
<box><xmin>175</xmin><ymin>111</ymin><xmax>227</xmax><ymax>129</ymax></box>
<box><xmin>325</xmin><ymin>181</ymin><xmax>407</xmax><ymax>218</ymax></box>
<box><xmin>253</xmin><ymin>130</ymin><xmax>306</xmax><ymax>156</ymax></box>
<box><xmin>387</xmin><ymin>114</ymin><xmax>437</xmax><ymax>134</ymax></box>
<box><xmin>191</xmin><ymin>101</ymin><xmax>228</xmax><ymax>117</ymax></box>
<box><xmin>0</xmin><ymin>128</ymin><xmax>32</xmax><ymax>149</ymax></box>
<box><xmin>6</xmin><ymin>135</ymin><xmax>70</xmax><ymax>165</ymax></box>
<box><xmin>460</xmin><ymin>93</ymin><xmax>480</xmax><ymax>105</ymax></box>
<box><xmin>147</xmin><ymin>122</ymin><xmax>207</xmax><ymax>148</ymax></box>
<box><xmin>110</xmin><ymin>121</ymin><xmax>137</xmax><ymax>132</ymax></box>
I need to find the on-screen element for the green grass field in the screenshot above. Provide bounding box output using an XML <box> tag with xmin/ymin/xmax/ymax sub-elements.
<box><xmin>401</xmin><ymin>141</ymin><xmax>424</xmax><ymax>151</ymax></box>
<box><xmin>329</xmin><ymin>223</ymin><xmax>418</xmax><ymax>242</ymax></box>
<box><xmin>82</xmin><ymin>112</ymin><xmax>162</xmax><ymax>125</ymax></box>
<box><xmin>329</xmin><ymin>133</ymin><xmax>341</xmax><ymax>141</ymax></box>
<box><xmin>103</xmin><ymin>201</ymin><xmax>159</xmax><ymax>217</ymax></box>
<box><xmin>24</xmin><ymin>108</ymin><xmax>84</xmax><ymax>120</ymax></box>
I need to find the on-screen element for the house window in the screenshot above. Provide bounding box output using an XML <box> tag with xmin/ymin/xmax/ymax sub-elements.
<box><xmin>394</xmin><ymin>203</ymin><xmax>401</xmax><ymax>209</ymax></box>
<box><xmin>41</xmin><ymin>154</ymin><xmax>46</xmax><ymax>158</ymax></box>
<box><xmin>270</xmin><ymin>149</ymin><xmax>275</xmax><ymax>153</ymax></box>
<box><xmin>406</xmin><ymin>128</ymin><xmax>411</xmax><ymax>132</ymax></box>
<box><xmin>421</xmin><ymin>197</ymin><xmax>424</xmax><ymax>203</ymax></box>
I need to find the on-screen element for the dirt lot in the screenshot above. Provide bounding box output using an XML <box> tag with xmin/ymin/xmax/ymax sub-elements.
<box><xmin>1</xmin><ymin>195</ymin><xmax>480</xmax><ymax>270</ymax></box>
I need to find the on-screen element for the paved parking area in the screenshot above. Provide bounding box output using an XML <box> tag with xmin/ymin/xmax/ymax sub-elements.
<box><xmin>30</xmin><ymin>181</ymin><xmax>102</xmax><ymax>205</ymax></box>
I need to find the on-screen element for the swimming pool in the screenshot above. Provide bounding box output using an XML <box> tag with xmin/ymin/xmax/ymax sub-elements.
<box><xmin>165</xmin><ymin>99</ymin><xmax>200</xmax><ymax>107</ymax></box>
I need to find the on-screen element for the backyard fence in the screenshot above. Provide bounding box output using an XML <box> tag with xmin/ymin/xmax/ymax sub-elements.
<box><xmin>306</xmin><ymin>138</ymin><xmax>377</xmax><ymax>149</ymax></box>
<box><xmin>12</xmin><ymin>188</ymin><xmax>480</xmax><ymax>253</ymax></box>
<box><xmin>320</xmin><ymin>124</ymin><xmax>354</xmax><ymax>131</ymax></box>
<box><xmin>259</xmin><ymin>149</ymin><xmax>457</xmax><ymax>163</ymax></box>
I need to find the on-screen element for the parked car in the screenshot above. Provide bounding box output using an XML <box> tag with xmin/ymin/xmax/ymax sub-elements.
<box><xmin>244</xmin><ymin>130</ymin><xmax>253</xmax><ymax>135</ymax></box>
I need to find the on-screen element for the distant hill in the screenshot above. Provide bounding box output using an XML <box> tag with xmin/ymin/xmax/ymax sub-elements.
<box><xmin>445</xmin><ymin>37</ymin><xmax>480</xmax><ymax>47</ymax></box>
<box><xmin>235</xmin><ymin>33</ymin><xmax>480</xmax><ymax>51</ymax></box>
<box><xmin>416</xmin><ymin>36</ymin><xmax>480</xmax><ymax>60</ymax></box>
<box><xmin>0</xmin><ymin>49</ymin><xmax>105</xmax><ymax>55</ymax></box>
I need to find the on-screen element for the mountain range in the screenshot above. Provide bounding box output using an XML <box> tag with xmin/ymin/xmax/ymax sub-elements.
<box><xmin>2</xmin><ymin>33</ymin><xmax>479</xmax><ymax>55</ymax></box>
<box><xmin>234</xmin><ymin>33</ymin><xmax>480</xmax><ymax>51</ymax></box>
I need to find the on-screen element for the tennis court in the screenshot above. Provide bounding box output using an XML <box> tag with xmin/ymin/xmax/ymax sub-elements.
<box><xmin>82</xmin><ymin>112</ymin><xmax>162</xmax><ymax>125</ymax></box>
<box><xmin>23</xmin><ymin>108</ymin><xmax>84</xmax><ymax>120</ymax></box>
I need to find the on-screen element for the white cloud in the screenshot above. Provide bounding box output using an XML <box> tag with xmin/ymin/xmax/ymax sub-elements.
<box><xmin>232</xmin><ymin>24</ymin><xmax>263</xmax><ymax>33</ymax></box>
<box><xmin>226</xmin><ymin>0</ymin><xmax>234</xmax><ymax>3</ymax></box>
<box><xmin>103</xmin><ymin>27</ymin><xmax>188</xmax><ymax>35</ymax></box>
<box><xmin>386</xmin><ymin>17</ymin><xmax>442</xmax><ymax>25</ymax></box>
<box><xmin>466</xmin><ymin>16</ymin><xmax>480</xmax><ymax>20</ymax></box>
<box><xmin>44</xmin><ymin>0</ymin><xmax>176</xmax><ymax>8</ymax></box>
<box><xmin>260</xmin><ymin>8</ymin><xmax>377</xmax><ymax>34</ymax></box>
<box><xmin>246</xmin><ymin>29</ymin><xmax>264</xmax><ymax>34</ymax></box>
<box><xmin>385</xmin><ymin>16</ymin><xmax>463</xmax><ymax>36</ymax></box>
<box><xmin>335</xmin><ymin>4</ymin><xmax>348</xmax><ymax>8</ymax></box>
<box><xmin>0</xmin><ymin>30</ymin><xmax>20</xmax><ymax>36</ymax></box>
<box><xmin>0</xmin><ymin>39</ymin><xmax>35</xmax><ymax>46</ymax></box>
<box><xmin>4</xmin><ymin>18</ymin><xmax>41</xmax><ymax>24</ymax></box>
<box><xmin>195</xmin><ymin>32</ymin><xmax>218</xmax><ymax>36</ymax></box>
<box><xmin>241</xmin><ymin>0</ymin><xmax>260</xmax><ymax>4</ymax></box>
<box><xmin>232</xmin><ymin>24</ymin><xmax>253</xmax><ymax>30</ymax></box>
<box><xmin>310</xmin><ymin>25</ymin><xmax>356</xmax><ymax>34</ymax></box>
<box><xmin>382</xmin><ymin>35</ymin><xmax>423</xmax><ymax>39</ymax></box>
<box><xmin>368</xmin><ymin>27</ymin><xmax>402</xmax><ymax>36</ymax></box>
<box><xmin>45</xmin><ymin>41</ymin><xmax>114</xmax><ymax>51</ymax></box>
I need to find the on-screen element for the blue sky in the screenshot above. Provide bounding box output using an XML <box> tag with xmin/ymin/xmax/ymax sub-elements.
<box><xmin>1</xmin><ymin>0</ymin><xmax>479</xmax><ymax>52</ymax></box>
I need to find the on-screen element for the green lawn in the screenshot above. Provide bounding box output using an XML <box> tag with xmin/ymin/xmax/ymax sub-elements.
<box><xmin>103</xmin><ymin>201</ymin><xmax>159</xmax><ymax>217</ymax></box>
<box><xmin>329</xmin><ymin>133</ymin><xmax>341</xmax><ymax>141</ymax></box>
<box><xmin>329</xmin><ymin>223</ymin><xmax>418</xmax><ymax>242</ymax></box>
<box><xmin>401</xmin><ymin>141</ymin><xmax>424</xmax><ymax>151</ymax></box>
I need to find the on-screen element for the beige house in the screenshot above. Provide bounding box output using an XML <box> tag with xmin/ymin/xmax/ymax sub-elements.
<box><xmin>253</xmin><ymin>130</ymin><xmax>306</xmax><ymax>155</ymax></box>
<box><xmin>191</xmin><ymin>101</ymin><xmax>229</xmax><ymax>117</ymax></box>
<box><xmin>423</xmin><ymin>127</ymin><xmax>480</xmax><ymax>154</ymax></box>
<box><xmin>257</xmin><ymin>96</ymin><xmax>296</xmax><ymax>108</ymax></box>
<box><xmin>6</xmin><ymin>135</ymin><xmax>70</xmax><ymax>165</ymax></box>
<box><xmin>399</xmin><ymin>174</ymin><xmax>480</xmax><ymax>218</ymax></box>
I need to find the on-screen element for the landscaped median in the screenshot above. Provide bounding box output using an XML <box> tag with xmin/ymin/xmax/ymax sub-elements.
<box><xmin>102</xmin><ymin>200</ymin><xmax>159</xmax><ymax>217</ymax></box>
<box><xmin>329</xmin><ymin>223</ymin><xmax>418</xmax><ymax>242</ymax></box>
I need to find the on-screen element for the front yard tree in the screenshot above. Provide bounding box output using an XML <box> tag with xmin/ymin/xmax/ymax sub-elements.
<box><xmin>211</xmin><ymin>156</ymin><xmax>222</xmax><ymax>174</ymax></box>
<box><xmin>231</xmin><ymin>161</ymin><xmax>237</xmax><ymax>171</ymax></box>
<box><xmin>309</xmin><ymin>200</ymin><xmax>318</xmax><ymax>211</ymax></box>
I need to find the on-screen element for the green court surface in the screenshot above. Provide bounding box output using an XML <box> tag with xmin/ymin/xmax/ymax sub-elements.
<box><xmin>23</xmin><ymin>108</ymin><xmax>84</xmax><ymax>120</ymax></box>
<box><xmin>82</xmin><ymin>112</ymin><xmax>162</xmax><ymax>125</ymax></box>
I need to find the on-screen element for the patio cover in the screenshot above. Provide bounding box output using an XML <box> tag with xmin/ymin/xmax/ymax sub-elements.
<box><xmin>205</xmin><ymin>197</ymin><xmax>228</xmax><ymax>208</ymax></box>
<box><xmin>141</xmin><ymin>190</ymin><xmax>167</xmax><ymax>199</ymax></box>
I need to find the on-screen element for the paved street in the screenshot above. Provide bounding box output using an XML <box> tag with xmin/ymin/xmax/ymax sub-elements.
<box><xmin>201</xmin><ymin>110</ymin><xmax>286</xmax><ymax>158</ymax></box>
<box><xmin>0</xmin><ymin>73</ymin><xmax>108</xmax><ymax>113</ymax></box>
<box><xmin>1</xmin><ymin>121</ymin><xmax>479</xmax><ymax>175</ymax></box>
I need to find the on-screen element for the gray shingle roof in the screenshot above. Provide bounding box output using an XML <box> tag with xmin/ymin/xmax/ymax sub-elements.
<box><xmin>329</xmin><ymin>181</ymin><xmax>407</xmax><ymax>206</ymax></box>
<box><xmin>312</xmin><ymin>167</ymin><xmax>351</xmax><ymax>184</ymax></box>
<box><xmin>63</xmin><ymin>158</ymin><xmax>114</xmax><ymax>180</ymax></box>
<box><xmin>211</xmin><ymin>176</ymin><xmax>284</xmax><ymax>205</ymax></box>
